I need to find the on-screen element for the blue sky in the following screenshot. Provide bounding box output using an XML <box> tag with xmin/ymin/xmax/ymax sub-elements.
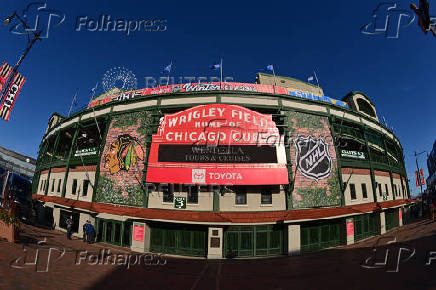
<box><xmin>0</xmin><ymin>0</ymin><xmax>434</xmax><ymax>195</ymax></box>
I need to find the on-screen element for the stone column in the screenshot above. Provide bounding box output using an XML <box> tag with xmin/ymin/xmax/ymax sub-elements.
<box><xmin>52</xmin><ymin>206</ymin><xmax>60</xmax><ymax>229</ymax></box>
<box><xmin>131</xmin><ymin>222</ymin><xmax>150</xmax><ymax>253</ymax></box>
<box><xmin>399</xmin><ymin>208</ymin><xmax>403</xmax><ymax>227</ymax></box>
<box><xmin>288</xmin><ymin>224</ymin><xmax>301</xmax><ymax>255</ymax></box>
<box><xmin>380</xmin><ymin>211</ymin><xmax>386</xmax><ymax>234</ymax></box>
<box><xmin>207</xmin><ymin>227</ymin><xmax>223</xmax><ymax>259</ymax></box>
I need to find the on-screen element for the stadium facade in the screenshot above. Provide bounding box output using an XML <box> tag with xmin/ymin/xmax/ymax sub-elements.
<box><xmin>32</xmin><ymin>73</ymin><xmax>413</xmax><ymax>258</ymax></box>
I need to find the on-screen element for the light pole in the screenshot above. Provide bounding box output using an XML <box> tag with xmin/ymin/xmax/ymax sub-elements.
<box><xmin>0</xmin><ymin>12</ymin><xmax>42</xmax><ymax>106</ymax></box>
<box><xmin>415</xmin><ymin>150</ymin><xmax>427</xmax><ymax>217</ymax></box>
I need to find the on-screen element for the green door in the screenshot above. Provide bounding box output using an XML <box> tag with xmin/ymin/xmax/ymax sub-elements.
<box><xmin>385</xmin><ymin>209</ymin><xmax>399</xmax><ymax>231</ymax></box>
<box><xmin>226</xmin><ymin>232</ymin><xmax>239</xmax><ymax>257</ymax></box>
<box><xmin>224</xmin><ymin>225</ymin><xmax>284</xmax><ymax>258</ymax></box>
<box><xmin>301</xmin><ymin>220</ymin><xmax>343</xmax><ymax>253</ymax></box>
<box><xmin>354</xmin><ymin>214</ymin><xmax>376</xmax><ymax>242</ymax></box>
<box><xmin>96</xmin><ymin>219</ymin><xmax>131</xmax><ymax>247</ymax></box>
<box><xmin>113</xmin><ymin>221</ymin><xmax>122</xmax><ymax>246</ymax></box>
<box><xmin>150</xmin><ymin>224</ymin><xmax>207</xmax><ymax>257</ymax></box>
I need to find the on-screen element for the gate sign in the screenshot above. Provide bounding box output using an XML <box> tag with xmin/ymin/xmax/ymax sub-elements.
<box><xmin>133</xmin><ymin>222</ymin><xmax>144</xmax><ymax>242</ymax></box>
<box><xmin>174</xmin><ymin>197</ymin><xmax>186</xmax><ymax>209</ymax></box>
<box><xmin>340</xmin><ymin>150</ymin><xmax>365</xmax><ymax>160</ymax></box>
<box><xmin>146</xmin><ymin>104</ymin><xmax>288</xmax><ymax>185</ymax></box>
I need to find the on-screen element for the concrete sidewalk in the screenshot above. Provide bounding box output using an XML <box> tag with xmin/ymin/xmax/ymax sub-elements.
<box><xmin>0</xmin><ymin>219</ymin><xmax>435</xmax><ymax>290</ymax></box>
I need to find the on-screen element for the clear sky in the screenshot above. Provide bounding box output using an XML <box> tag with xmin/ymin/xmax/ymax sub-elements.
<box><xmin>0</xmin><ymin>0</ymin><xmax>434</xmax><ymax>195</ymax></box>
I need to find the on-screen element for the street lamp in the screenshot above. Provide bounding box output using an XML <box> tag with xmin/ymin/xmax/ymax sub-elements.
<box><xmin>0</xmin><ymin>11</ymin><xmax>42</xmax><ymax>111</ymax></box>
<box><xmin>415</xmin><ymin>150</ymin><xmax>427</xmax><ymax>217</ymax></box>
<box><xmin>3</xmin><ymin>13</ymin><xmax>17</xmax><ymax>26</ymax></box>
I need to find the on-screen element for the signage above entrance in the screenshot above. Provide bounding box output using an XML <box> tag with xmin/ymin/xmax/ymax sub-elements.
<box><xmin>340</xmin><ymin>150</ymin><xmax>366</xmax><ymax>160</ymax></box>
<box><xmin>146</xmin><ymin>104</ymin><xmax>288</xmax><ymax>185</ymax></box>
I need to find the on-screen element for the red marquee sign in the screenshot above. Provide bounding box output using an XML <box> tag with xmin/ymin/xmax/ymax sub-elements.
<box><xmin>146</xmin><ymin>104</ymin><xmax>288</xmax><ymax>185</ymax></box>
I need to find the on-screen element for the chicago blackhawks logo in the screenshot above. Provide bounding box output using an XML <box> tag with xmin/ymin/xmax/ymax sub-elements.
<box><xmin>104</xmin><ymin>134</ymin><xmax>144</xmax><ymax>174</ymax></box>
<box><xmin>294</xmin><ymin>135</ymin><xmax>332</xmax><ymax>181</ymax></box>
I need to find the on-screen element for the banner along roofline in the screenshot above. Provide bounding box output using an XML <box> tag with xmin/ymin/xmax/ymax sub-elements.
<box><xmin>87</xmin><ymin>82</ymin><xmax>349</xmax><ymax>109</ymax></box>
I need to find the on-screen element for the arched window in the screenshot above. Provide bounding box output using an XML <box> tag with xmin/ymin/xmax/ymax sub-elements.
<box><xmin>356</xmin><ymin>99</ymin><xmax>376</xmax><ymax>117</ymax></box>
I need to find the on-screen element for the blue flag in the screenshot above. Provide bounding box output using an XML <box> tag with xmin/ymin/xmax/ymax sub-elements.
<box><xmin>163</xmin><ymin>64</ymin><xmax>172</xmax><ymax>73</ymax></box>
<box><xmin>72</xmin><ymin>94</ymin><xmax>78</xmax><ymax>106</ymax></box>
<box><xmin>210</xmin><ymin>63</ymin><xmax>221</xmax><ymax>70</ymax></box>
<box><xmin>266</xmin><ymin>64</ymin><xmax>274</xmax><ymax>72</ymax></box>
<box><xmin>90</xmin><ymin>82</ymin><xmax>98</xmax><ymax>94</ymax></box>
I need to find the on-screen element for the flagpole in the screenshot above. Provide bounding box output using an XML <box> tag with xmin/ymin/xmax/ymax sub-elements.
<box><xmin>220</xmin><ymin>58</ymin><xmax>223</xmax><ymax>90</ymax></box>
<box><xmin>271</xmin><ymin>65</ymin><xmax>277</xmax><ymax>95</ymax></box>
<box><xmin>165</xmin><ymin>61</ymin><xmax>172</xmax><ymax>92</ymax></box>
<box><xmin>89</xmin><ymin>82</ymin><xmax>102</xmax><ymax>140</ymax></box>
<box><xmin>313</xmin><ymin>70</ymin><xmax>322</xmax><ymax>98</ymax></box>
<box><xmin>68</xmin><ymin>91</ymin><xmax>78</xmax><ymax>117</ymax></box>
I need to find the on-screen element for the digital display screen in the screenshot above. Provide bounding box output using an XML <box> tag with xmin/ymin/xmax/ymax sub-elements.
<box><xmin>157</xmin><ymin>145</ymin><xmax>277</xmax><ymax>163</ymax></box>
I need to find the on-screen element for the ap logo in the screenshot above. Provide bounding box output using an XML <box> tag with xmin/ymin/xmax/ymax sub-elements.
<box><xmin>10</xmin><ymin>2</ymin><xmax>65</xmax><ymax>39</ymax></box>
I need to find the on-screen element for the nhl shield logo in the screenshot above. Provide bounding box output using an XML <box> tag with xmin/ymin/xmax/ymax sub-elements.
<box><xmin>294</xmin><ymin>135</ymin><xmax>333</xmax><ymax>181</ymax></box>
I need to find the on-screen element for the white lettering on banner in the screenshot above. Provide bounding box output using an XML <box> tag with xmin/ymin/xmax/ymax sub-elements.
<box><xmin>112</xmin><ymin>91</ymin><xmax>141</xmax><ymax>101</ymax></box>
<box><xmin>166</xmin><ymin>108</ymin><xmax>270</xmax><ymax>129</ymax></box>
<box><xmin>341</xmin><ymin>150</ymin><xmax>365</xmax><ymax>159</ymax></box>
<box><xmin>230</xmin><ymin>110</ymin><xmax>268</xmax><ymax>127</ymax></box>
<box><xmin>3</xmin><ymin>84</ymin><xmax>19</xmax><ymax>107</ymax></box>
<box><xmin>208</xmin><ymin>172</ymin><xmax>243</xmax><ymax>180</ymax></box>
<box><xmin>168</xmin><ymin>108</ymin><xmax>226</xmax><ymax>127</ymax></box>
<box><xmin>164</xmin><ymin>131</ymin><xmax>281</xmax><ymax>144</ymax></box>
<box><xmin>165</xmin><ymin>131</ymin><xmax>227</xmax><ymax>142</ymax></box>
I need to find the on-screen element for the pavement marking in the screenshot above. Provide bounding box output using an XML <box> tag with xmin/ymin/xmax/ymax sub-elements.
<box><xmin>216</xmin><ymin>261</ymin><xmax>222</xmax><ymax>290</ymax></box>
<box><xmin>190</xmin><ymin>262</ymin><xmax>209</xmax><ymax>290</ymax></box>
